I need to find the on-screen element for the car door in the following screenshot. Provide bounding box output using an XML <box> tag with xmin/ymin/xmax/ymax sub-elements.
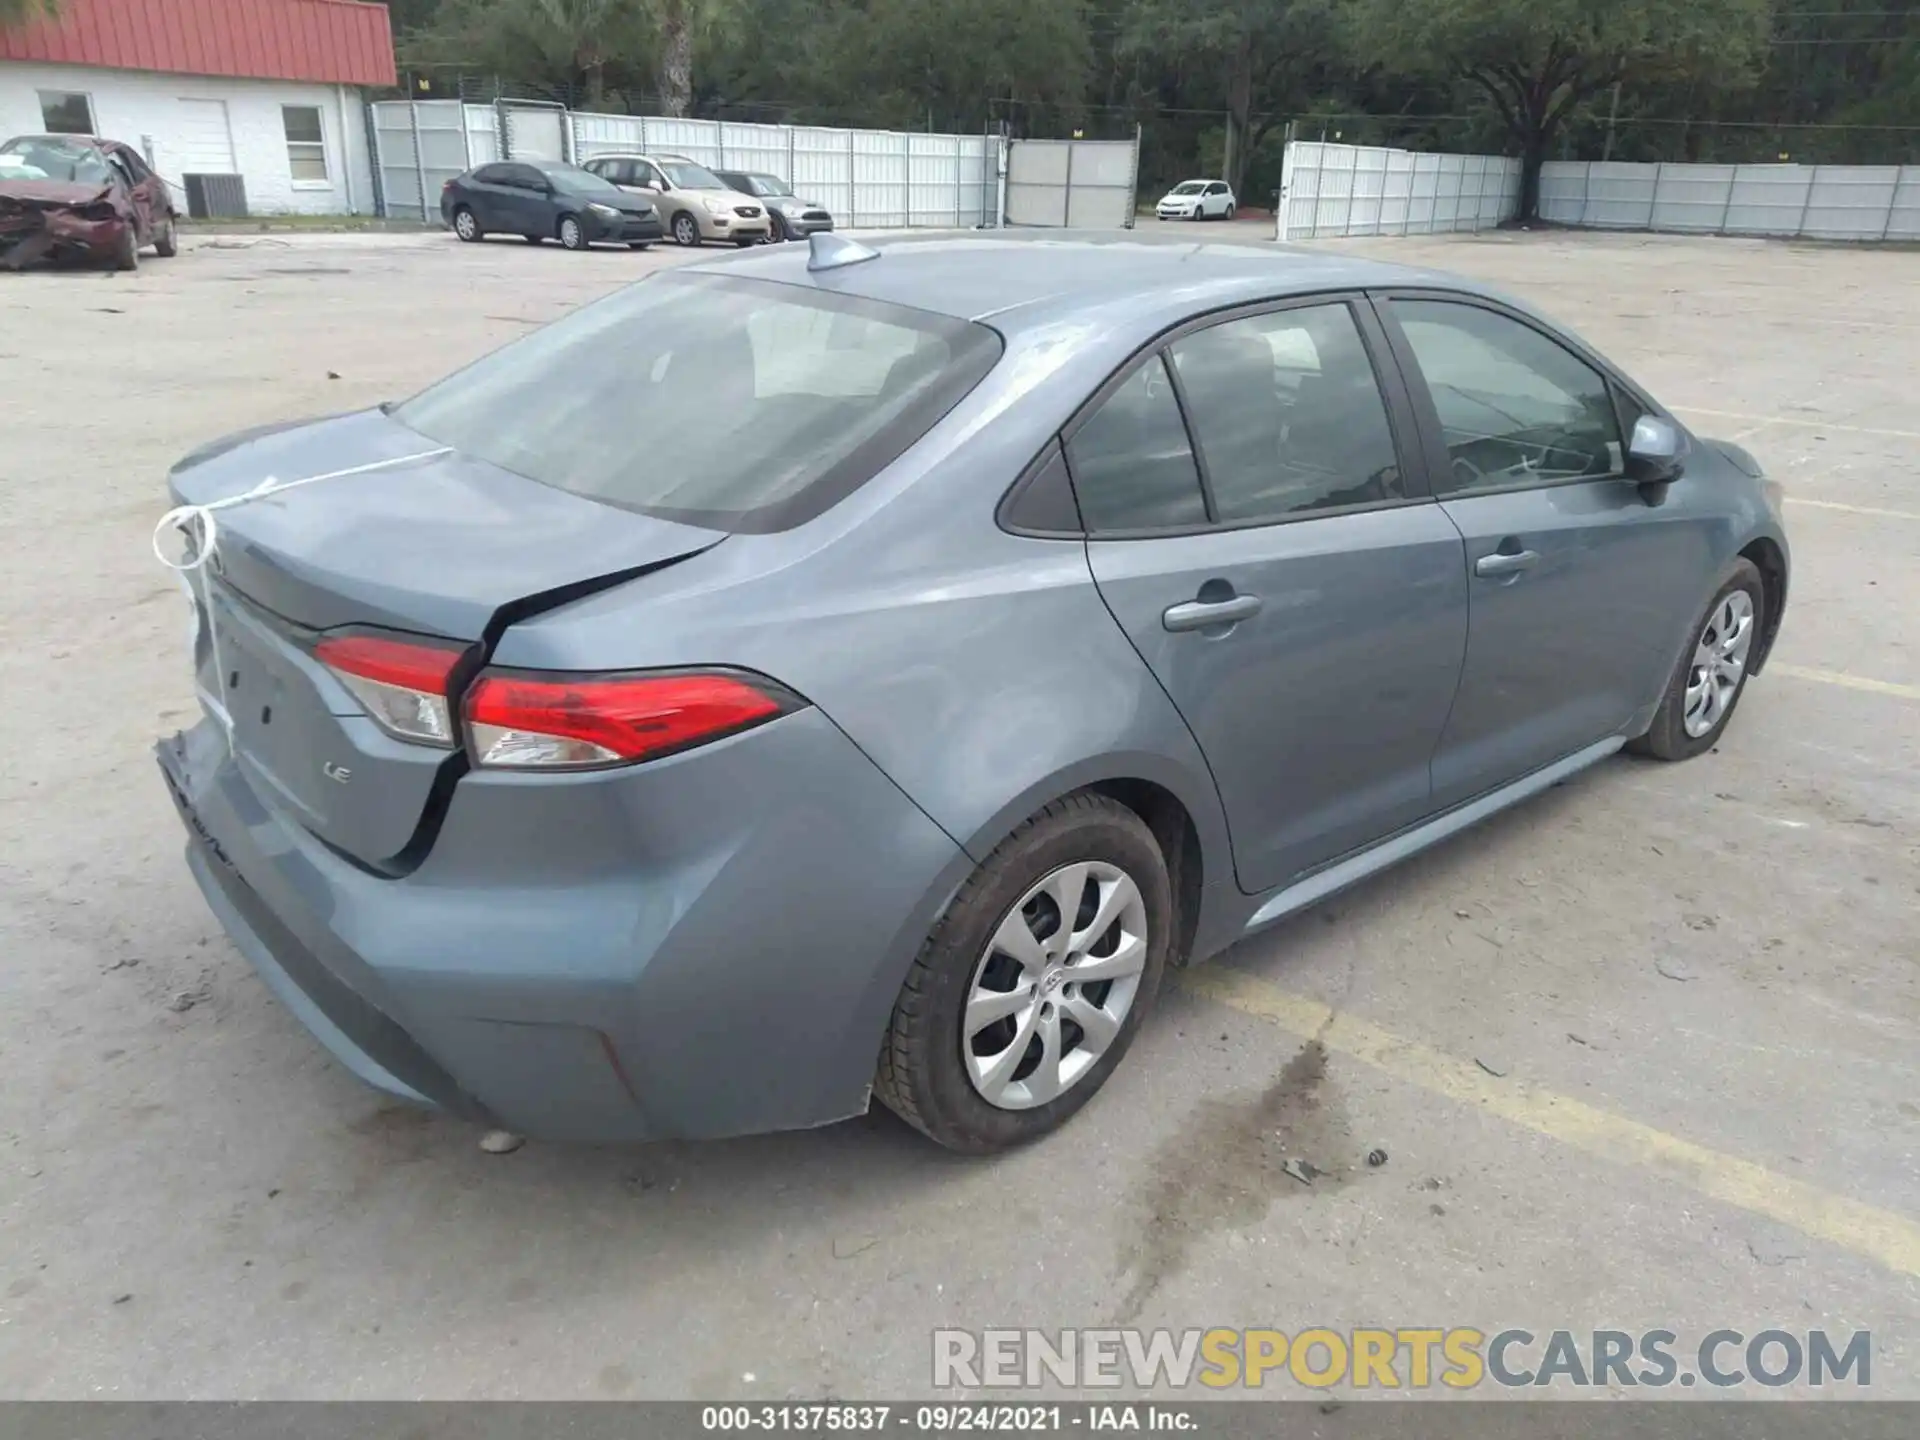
<box><xmin>1206</xmin><ymin>182</ymin><xmax>1229</xmax><ymax>216</ymax></box>
<box><xmin>504</xmin><ymin>163</ymin><xmax>556</xmax><ymax>234</ymax></box>
<box><xmin>463</xmin><ymin>165</ymin><xmax>512</xmax><ymax>230</ymax></box>
<box><xmin>1076</xmin><ymin>298</ymin><xmax>1470</xmax><ymax>895</ymax></box>
<box><xmin>1378</xmin><ymin>293</ymin><xmax>1711</xmax><ymax>806</ymax></box>
<box><xmin>103</xmin><ymin>149</ymin><xmax>152</xmax><ymax>242</ymax></box>
<box><xmin>111</xmin><ymin>146</ymin><xmax>165</xmax><ymax>233</ymax></box>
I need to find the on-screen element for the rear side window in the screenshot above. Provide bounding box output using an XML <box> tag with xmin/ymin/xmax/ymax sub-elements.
<box><xmin>1065</xmin><ymin>356</ymin><xmax>1208</xmax><ymax>532</ymax></box>
<box><xmin>394</xmin><ymin>272</ymin><xmax>1002</xmax><ymax>533</ymax></box>
<box><xmin>1168</xmin><ymin>303</ymin><xmax>1403</xmax><ymax>523</ymax></box>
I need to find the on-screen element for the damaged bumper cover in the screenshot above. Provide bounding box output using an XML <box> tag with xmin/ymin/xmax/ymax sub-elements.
<box><xmin>0</xmin><ymin>182</ymin><xmax>132</xmax><ymax>269</ymax></box>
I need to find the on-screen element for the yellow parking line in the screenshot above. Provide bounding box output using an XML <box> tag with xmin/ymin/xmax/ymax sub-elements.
<box><xmin>1773</xmin><ymin>664</ymin><xmax>1920</xmax><ymax>701</ymax></box>
<box><xmin>1786</xmin><ymin>497</ymin><xmax>1920</xmax><ymax>522</ymax></box>
<box><xmin>1672</xmin><ymin>405</ymin><xmax>1920</xmax><ymax>441</ymax></box>
<box><xmin>1180</xmin><ymin>967</ymin><xmax>1920</xmax><ymax>1280</ymax></box>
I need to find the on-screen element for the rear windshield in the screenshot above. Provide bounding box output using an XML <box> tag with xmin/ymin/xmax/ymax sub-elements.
<box><xmin>393</xmin><ymin>272</ymin><xmax>1002</xmax><ymax>532</ymax></box>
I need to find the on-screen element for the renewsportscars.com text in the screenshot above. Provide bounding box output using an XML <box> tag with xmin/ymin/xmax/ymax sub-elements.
<box><xmin>933</xmin><ymin>1327</ymin><xmax>1872</xmax><ymax>1391</ymax></box>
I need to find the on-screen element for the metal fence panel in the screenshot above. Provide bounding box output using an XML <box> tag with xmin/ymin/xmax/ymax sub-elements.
<box><xmin>1279</xmin><ymin>142</ymin><xmax>1519</xmax><ymax>239</ymax></box>
<box><xmin>375</xmin><ymin>99</ymin><xmax>1009</xmax><ymax>228</ymax></box>
<box><xmin>1888</xmin><ymin>167</ymin><xmax>1920</xmax><ymax>241</ymax></box>
<box><xmin>1539</xmin><ymin>160</ymin><xmax>1911</xmax><ymax>240</ymax></box>
<box><xmin>1005</xmin><ymin>139</ymin><xmax>1070</xmax><ymax>226</ymax></box>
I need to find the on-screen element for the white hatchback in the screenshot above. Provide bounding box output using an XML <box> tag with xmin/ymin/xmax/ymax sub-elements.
<box><xmin>1155</xmin><ymin>179</ymin><xmax>1236</xmax><ymax>221</ymax></box>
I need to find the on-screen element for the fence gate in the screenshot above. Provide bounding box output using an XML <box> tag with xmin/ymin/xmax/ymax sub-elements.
<box><xmin>1004</xmin><ymin>137</ymin><xmax>1139</xmax><ymax>228</ymax></box>
<box><xmin>501</xmin><ymin>102</ymin><xmax>569</xmax><ymax>162</ymax></box>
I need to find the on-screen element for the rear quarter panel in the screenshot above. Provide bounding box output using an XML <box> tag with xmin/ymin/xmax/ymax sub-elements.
<box><xmin>490</xmin><ymin>314</ymin><xmax>1234</xmax><ymax>942</ymax></box>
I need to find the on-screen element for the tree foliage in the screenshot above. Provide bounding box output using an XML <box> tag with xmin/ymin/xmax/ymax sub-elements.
<box><xmin>389</xmin><ymin>0</ymin><xmax>1919</xmax><ymax>210</ymax></box>
<box><xmin>0</xmin><ymin>0</ymin><xmax>58</xmax><ymax>32</ymax></box>
<box><xmin>1341</xmin><ymin>0</ymin><xmax>1774</xmax><ymax>214</ymax></box>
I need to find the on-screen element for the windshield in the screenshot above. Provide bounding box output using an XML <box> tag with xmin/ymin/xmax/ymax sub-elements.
<box><xmin>394</xmin><ymin>272</ymin><xmax>1003</xmax><ymax>533</ymax></box>
<box><xmin>662</xmin><ymin>160</ymin><xmax>726</xmax><ymax>189</ymax></box>
<box><xmin>543</xmin><ymin>165</ymin><xmax>627</xmax><ymax>200</ymax></box>
<box><xmin>0</xmin><ymin>136</ymin><xmax>111</xmax><ymax>184</ymax></box>
<box><xmin>748</xmin><ymin>174</ymin><xmax>790</xmax><ymax>197</ymax></box>
<box><xmin>1170</xmin><ymin>181</ymin><xmax>1206</xmax><ymax>196</ymax></box>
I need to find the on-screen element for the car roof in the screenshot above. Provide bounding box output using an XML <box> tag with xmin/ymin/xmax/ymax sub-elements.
<box><xmin>687</xmin><ymin>230</ymin><xmax>1488</xmax><ymax>334</ymax></box>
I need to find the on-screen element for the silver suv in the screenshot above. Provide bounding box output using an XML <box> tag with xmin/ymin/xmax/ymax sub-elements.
<box><xmin>581</xmin><ymin>153</ymin><xmax>771</xmax><ymax>246</ymax></box>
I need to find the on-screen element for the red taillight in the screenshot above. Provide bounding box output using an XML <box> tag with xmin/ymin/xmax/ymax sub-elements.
<box><xmin>317</xmin><ymin>633</ymin><xmax>468</xmax><ymax>748</ymax></box>
<box><xmin>463</xmin><ymin>669</ymin><xmax>795</xmax><ymax>770</ymax></box>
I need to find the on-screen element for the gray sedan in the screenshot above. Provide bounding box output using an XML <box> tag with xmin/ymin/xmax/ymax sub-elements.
<box><xmin>156</xmin><ymin>233</ymin><xmax>1789</xmax><ymax>1154</ymax></box>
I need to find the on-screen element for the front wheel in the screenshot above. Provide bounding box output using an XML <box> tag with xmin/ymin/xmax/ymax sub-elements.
<box><xmin>452</xmin><ymin>206</ymin><xmax>482</xmax><ymax>243</ymax></box>
<box><xmin>110</xmin><ymin>225</ymin><xmax>139</xmax><ymax>271</ymax></box>
<box><xmin>873</xmin><ymin>793</ymin><xmax>1170</xmax><ymax>1153</ymax></box>
<box><xmin>1630</xmin><ymin>559</ymin><xmax>1765</xmax><ymax>761</ymax></box>
<box><xmin>671</xmin><ymin>212</ymin><xmax>701</xmax><ymax>247</ymax></box>
<box><xmin>1224</xmin><ymin>203</ymin><xmax>1236</xmax><ymax>221</ymax></box>
<box><xmin>558</xmin><ymin>214</ymin><xmax>587</xmax><ymax>250</ymax></box>
<box><xmin>767</xmin><ymin>212</ymin><xmax>789</xmax><ymax>243</ymax></box>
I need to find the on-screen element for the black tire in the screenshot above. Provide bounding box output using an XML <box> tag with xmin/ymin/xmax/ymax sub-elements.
<box><xmin>628</xmin><ymin>241</ymin><xmax>652</xmax><ymax>251</ymax></box>
<box><xmin>768</xmin><ymin>211</ymin><xmax>789</xmax><ymax>243</ymax></box>
<box><xmin>1630</xmin><ymin>559</ymin><xmax>1766</xmax><ymax>762</ymax></box>
<box><xmin>1225</xmin><ymin>203</ymin><xmax>1236</xmax><ymax>221</ymax></box>
<box><xmin>671</xmin><ymin>212</ymin><xmax>701</xmax><ymax>247</ymax></box>
<box><xmin>873</xmin><ymin>792</ymin><xmax>1171</xmax><ymax>1154</ymax></box>
<box><xmin>557</xmin><ymin>214</ymin><xmax>588</xmax><ymax>251</ymax></box>
<box><xmin>153</xmin><ymin>215</ymin><xmax>179</xmax><ymax>258</ymax></box>
<box><xmin>111</xmin><ymin>224</ymin><xmax>139</xmax><ymax>271</ymax></box>
<box><xmin>452</xmin><ymin>205</ymin><xmax>483</xmax><ymax>243</ymax></box>
<box><xmin>734</xmin><ymin>235</ymin><xmax>757</xmax><ymax>247</ymax></box>
<box><xmin>523</xmin><ymin>233</ymin><xmax>542</xmax><ymax>244</ymax></box>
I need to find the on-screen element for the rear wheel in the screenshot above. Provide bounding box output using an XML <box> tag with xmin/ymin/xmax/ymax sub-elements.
<box><xmin>671</xmin><ymin>212</ymin><xmax>701</xmax><ymax>247</ymax></box>
<box><xmin>523</xmin><ymin>233</ymin><xmax>542</xmax><ymax>244</ymax></box>
<box><xmin>153</xmin><ymin>215</ymin><xmax>179</xmax><ymax>257</ymax></box>
<box><xmin>1630</xmin><ymin>560</ymin><xmax>1765</xmax><ymax>761</ymax></box>
<box><xmin>873</xmin><ymin>793</ymin><xmax>1170</xmax><ymax>1153</ymax></box>
<box><xmin>628</xmin><ymin>241</ymin><xmax>652</xmax><ymax>251</ymax></box>
<box><xmin>558</xmin><ymin>214</ymin><xmax>587</xmax><ymax>251</ymax></box>
<box><xmin>452</xmin><ymin>206</ymin><xmax>482</xmax><ymax>243</ymax></box>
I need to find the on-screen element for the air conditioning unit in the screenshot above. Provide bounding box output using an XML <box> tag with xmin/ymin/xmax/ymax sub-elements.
<box><xmin>183</xmin><ymin>173</ymin><xmax>248</xmax><ymax>218</ymax></box>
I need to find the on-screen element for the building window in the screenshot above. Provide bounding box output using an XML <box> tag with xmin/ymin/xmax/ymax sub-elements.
<box><xmin>282</xmin><ymin>106</ymin><xmax>329</xmax><ymax>183</ymax></box>
<box><xmin>39</xmin><ymin>91</ymin><xmax>96</xmax><ymax>135</ymax></box>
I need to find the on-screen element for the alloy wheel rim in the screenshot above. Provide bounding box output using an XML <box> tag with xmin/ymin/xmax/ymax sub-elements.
<box><xmin>675</xmin><ymin>216</ymin><xmax>697</xmax><ymax>245</ymax></box>
<box><xmin>1682</xmin><ymin>589</ymin><xmax>1755</xmax><ymax>737</ymax></box>
<box><xmin>962</xmin><ymin>861</ymin><xmax>1148</xmax><ymax>1111</ymax></box>
<box><xmin>456</xmin><ymin>211</ymin><xmax>475</xmax><ymax>239</ymax></box>
<box><xmin>562</xmin><ymin>219</ymin><xmax>581</xmax><ymax>247</ymax></box>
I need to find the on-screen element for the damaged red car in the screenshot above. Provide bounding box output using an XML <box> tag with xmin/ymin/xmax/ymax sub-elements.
<box><xmin>1</xmin><ymin>134</ymin><xmax>179</xmax><ymax>272</ymax></box>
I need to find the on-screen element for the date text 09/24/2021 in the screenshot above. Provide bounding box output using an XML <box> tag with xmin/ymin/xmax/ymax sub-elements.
<box><xmin>701</xmin><ymin>1406</ymin><xmax>1195</xmax><ymax>1432</ymax></box>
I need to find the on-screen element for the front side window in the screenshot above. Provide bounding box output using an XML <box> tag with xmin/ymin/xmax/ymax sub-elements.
<box><xmin>1169</xmin><ymin>303</ymin><xmax>1403</xmax><ymax>524</ymax></box>
<box><xmin>1066</xmin><ymin>356</ymin><xmax>1209</xmax><ymax>533</ymax></box>
<box><xmin>394</xmin><ymin>273</ymin><xmax>1002</xmax><ymax>532</ymax></box>
<box><xmin>1393</xmin><ymin>299</ymin><xmax>1623</xmax><ymax>495</ymax></box>
<box><xmin>282</xmin><ymin>106</ymin><xmax>328</xmax><ymax>182</ymax></box>
<box><xmin>39</xmin><ymin>91</ymin><xmax>95</xmax><ymax>135</ymax></box>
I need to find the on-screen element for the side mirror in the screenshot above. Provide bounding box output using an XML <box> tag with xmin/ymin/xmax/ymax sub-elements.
<box><xmin>1626</xmin><ymin>414</ymin><xmax>1687</xmax><ymax>485</ymax></box>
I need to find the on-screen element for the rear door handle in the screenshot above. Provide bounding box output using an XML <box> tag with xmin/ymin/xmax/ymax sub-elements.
<box><xmin>1475</xmin><ymin>549</ymin><xmax>1539</xmax><ymax>578</ymax></box>
<box><xmin>1163</xmin><ymin>594</ymin><xmax>1262</xmax><ymax>632</ymax></box>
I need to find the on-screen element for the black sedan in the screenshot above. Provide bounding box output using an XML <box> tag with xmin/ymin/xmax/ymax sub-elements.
<box><xmin>441</xmin><ymin>160</ymin><xmax>664</xmax><ymax>250</ymax></box>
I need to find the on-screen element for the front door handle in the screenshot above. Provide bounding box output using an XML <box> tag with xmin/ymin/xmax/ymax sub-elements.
<box><xmin>1475</xmin><ymin>549</ymin><xmax>1539</xmax><ymax>578</ymax></box>
<box><xmin>1163</xmin><ymin>593</ymin><xmax>1262</xmax><ymax>632</ymax></box>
